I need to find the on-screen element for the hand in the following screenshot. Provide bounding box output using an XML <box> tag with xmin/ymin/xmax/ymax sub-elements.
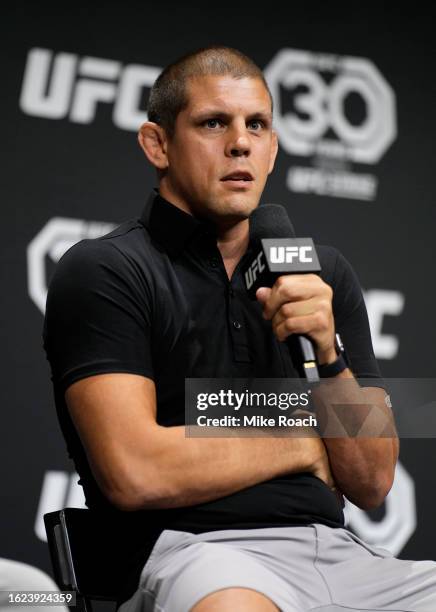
<box><xmin>309</xmin><ymin>436</ymin><xmax>344</xmax><ymax>507</ymax></box>
<box><xmin>291</xmin><ymin>408</ymin><xmax>344</xmax><ymax>507</ymax></box>
<box><xmin>308</xmin><ymin>435</ymin><xmax>334</xmax><ymax>488</ymax></box>
<box><xmin>256</xmin><ymin>274</ymin><xmax>337</xmax><ymax>364</ymax></box>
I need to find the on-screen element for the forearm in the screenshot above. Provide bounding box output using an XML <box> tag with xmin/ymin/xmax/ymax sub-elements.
<box><xmin>313</xmin><ymin>369</ymin><xmax>399</xmax><ymax>510</ymax></box>
<box><xmin>67</xmin><ymin>374</ymin><xmax>331</xmax><ymax>512</ymax></box>
<box><xmin>323</xmin><ymin>436</ymin><xmax>397</xmax><ymax>509</ymax></box>
<box><xmin>255</xmin><ymin>269</ymin><xmax>398</xmax><ymax>510</ymax></box>
<box><xmin>127</xmin><ymin>423</ymin><xmax>325</xmax><ymax>510</ymax></box>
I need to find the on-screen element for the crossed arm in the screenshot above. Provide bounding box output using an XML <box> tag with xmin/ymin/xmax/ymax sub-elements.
<box><xmin>66</xmin><ymin>373</ymin><xmax>397</xmax><ymax>514</ymax></box>
<box><xmin>66</xmin><ymin>373</ymin><xmax>334</xmax><ymax>511</ymax></box>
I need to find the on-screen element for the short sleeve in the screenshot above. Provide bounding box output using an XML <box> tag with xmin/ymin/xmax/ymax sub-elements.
<box><xmin>329</xmin><ymin>249</ymin><xmax>382</xmax><ymax>381</ymax></box>
<box><xmin>43</xmin><ymin>238</ymin><xmax>154</xmax><ymax>394</ymax></box>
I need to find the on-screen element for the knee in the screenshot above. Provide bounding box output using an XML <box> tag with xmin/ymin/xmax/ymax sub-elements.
<box><xmin>191</xmin><ymin>587</ymin><xmax>279</xmax><ymax>612</ymax></box>
<box><xmin>0</xmin><ymin>559</ymin><xmax>59</xmax><ymax>590</ymax></box>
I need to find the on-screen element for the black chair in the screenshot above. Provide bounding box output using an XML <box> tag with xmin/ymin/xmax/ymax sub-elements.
<box><xmin>44</xmin><ymin>508</ymin><xmax>137</xmax><ymax>612</ymax></box>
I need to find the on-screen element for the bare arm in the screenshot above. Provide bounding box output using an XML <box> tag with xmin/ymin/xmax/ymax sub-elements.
<box><xmin>312</xmin><ymin>370</ymin><xmax>399</xmax><ymax>510</ymax></box>
<box><xmin>66</xmin><ymin>372</ymin><xmax>333</xmax><ymax>511</ymax></box>
<box><xmin>257</xmin><ymin>274</ymin><xmax>399</xmax><ymax>511</ymax></box>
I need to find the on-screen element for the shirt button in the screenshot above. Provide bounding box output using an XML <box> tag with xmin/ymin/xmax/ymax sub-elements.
<box><xmin>233</xmin><ymin>321</ymin><xmax>242</xmax><ymax>329</ymax></box>
<box><xmin>210</xmin><ymin>258</ymin><xmax>219</xmax><ymax>268</ymax></box>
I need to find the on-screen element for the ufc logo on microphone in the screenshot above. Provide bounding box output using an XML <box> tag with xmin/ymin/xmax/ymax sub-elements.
<box><xmin>269</xmin><ymin>245</ymin><xmax>313</xmax><ymax>264</ymax></box>
<box><xmin>245</xmin><ymin>252</ymin><xmax>265</xmax><ymax>289</ymax></box>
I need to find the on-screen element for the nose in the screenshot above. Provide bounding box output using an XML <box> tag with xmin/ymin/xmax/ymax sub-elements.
<box><xmin>225</xmin><ymin>121</ymin><xmax>251</xmax><ymax>158</ymax></box>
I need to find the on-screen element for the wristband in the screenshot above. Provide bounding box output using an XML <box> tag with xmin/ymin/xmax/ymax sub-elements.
<box><xmin>318</xmin><ymin>353</ymin><xmax>348</xmax><ymax>378</ymax></box>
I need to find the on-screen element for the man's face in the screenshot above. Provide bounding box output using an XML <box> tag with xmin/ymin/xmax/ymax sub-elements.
<box><xmin>161</xmin><ymin>75</ymin><xmax>278</xmax><ymax>225</ymax></box>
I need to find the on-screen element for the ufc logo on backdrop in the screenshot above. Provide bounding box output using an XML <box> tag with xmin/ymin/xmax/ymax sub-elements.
<box><xmin>19</xmin><ymin>47</ymin><xmax>161</xmax><ymax>131</ymax></box>
<box><xmin>264</xmin><ymin>48</ymin><xmax>397</xmax><ymax>164</ymax></box>
<box><xmin>364</xmin><ymin>289</ymin><xmax>405</xmax><ymax>359</ymax></box>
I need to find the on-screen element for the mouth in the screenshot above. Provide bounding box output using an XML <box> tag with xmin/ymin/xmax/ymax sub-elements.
<box><xmin>221</xmin><ymin>171</ymin><xmax>254</xmax><ymax>182</ymax></box>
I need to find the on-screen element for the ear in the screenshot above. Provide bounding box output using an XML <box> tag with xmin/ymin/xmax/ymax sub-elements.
<box><xmin>138</xmin><ymin>122</ymin><xmax>169</xmax><ymax>170</ymax></box>
<box><xmin>268</xmin><ymin>129</ymin><xmax>279</xmax><ymax>175</ymax></box>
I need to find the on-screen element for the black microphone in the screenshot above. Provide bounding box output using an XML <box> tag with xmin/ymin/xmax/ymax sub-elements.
<box><xmin>243</xmin><ymin>204</ymin><xmax>321</xmax><ymax>382</ymax></box>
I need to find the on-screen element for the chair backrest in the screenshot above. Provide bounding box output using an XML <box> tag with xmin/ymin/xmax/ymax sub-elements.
<box><xmin>44</xmin><ymin>508</ymin><xmax>134</xmax><ymax>609</ymax></box>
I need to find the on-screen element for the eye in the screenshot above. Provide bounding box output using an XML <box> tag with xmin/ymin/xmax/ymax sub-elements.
<box><xmin>203</xmin><ymin>118</ymin><xmax>223</xmax><ymax>129</ymax></box>
<box><xmin>248</xmin><ymin>119</ymin><xmax>264</xmax><ymax>131</ymax></box>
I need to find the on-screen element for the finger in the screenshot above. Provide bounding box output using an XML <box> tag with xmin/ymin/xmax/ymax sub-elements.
<box><xmin>273</xmin><ymin>299</ymin><xmax>317</xmax><ymax>326</ymax></box>
<box><xmin>255</xmin><ymin>287</ymin><xmax>272</xmax><ymax>306</ymax></box>
<box><xmin>262</xmin><ymin>275</ymin><xmax>325</xmax><ymax>319</ymax></box>
<box><xmin>273</xmin><ymin>313</ymin><xmax>321</xmax><ymax>342</ymax></box>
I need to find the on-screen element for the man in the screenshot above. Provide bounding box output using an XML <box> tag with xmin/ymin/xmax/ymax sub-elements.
<box><xmin>44</xmin><ymin>47</ymin><xmax>436</xmax><ymax>611</ymax></box>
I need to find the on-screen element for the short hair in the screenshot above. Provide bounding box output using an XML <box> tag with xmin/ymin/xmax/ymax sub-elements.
<box><xmin>147</xmin><ymin>46</ymin><xmax>273</xmax><ymax>138</ymax></box>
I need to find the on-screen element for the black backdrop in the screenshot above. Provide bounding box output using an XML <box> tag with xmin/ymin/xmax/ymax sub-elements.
<box><xmin>2</xmin><ymin>3</ymin><xmax>436</xmax><ymax>580</ymax></box>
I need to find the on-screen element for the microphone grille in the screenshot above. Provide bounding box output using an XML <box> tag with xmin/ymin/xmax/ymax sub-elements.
<box><xmin>249</xmin><ymin>204</ymin><xmax>296</xmax><ymax>241</ymax></box>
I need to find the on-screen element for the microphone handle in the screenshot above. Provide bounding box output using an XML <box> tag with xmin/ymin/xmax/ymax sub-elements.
<box><xmin>286</xmin><ymin>334</ymin><xmax>320</xmax><ymax>382</ymax></box>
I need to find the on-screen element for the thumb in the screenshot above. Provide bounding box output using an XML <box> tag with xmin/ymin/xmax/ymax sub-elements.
<box><xmin>256</xmin><ymin>287</ymin><xmax>272</xmax><ymax>306</ymax></box>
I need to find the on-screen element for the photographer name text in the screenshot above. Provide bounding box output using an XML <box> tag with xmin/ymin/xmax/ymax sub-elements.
<box><xmin>196</xmin><ymin>414</ymin><xmax>317</xmax><ymax>428</ymax></box>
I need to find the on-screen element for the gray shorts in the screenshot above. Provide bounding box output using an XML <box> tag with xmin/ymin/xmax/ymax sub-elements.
<box><xmin>118</xmin><ymin>524</ymin><xmax>436</xmax><ymax>612</ymax></box>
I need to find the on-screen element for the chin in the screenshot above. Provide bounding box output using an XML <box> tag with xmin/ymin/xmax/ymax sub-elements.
<box><xmin>222</xmin><ymin>195</ymin><xmax>258</xmax><ymax>218</ymax></box>
<box><xmin>198</xmin><ymin>193</ymin><xmax>259</xmax><ymax>225</ymax></box>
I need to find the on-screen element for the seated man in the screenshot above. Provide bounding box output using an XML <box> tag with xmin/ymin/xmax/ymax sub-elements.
<box><xmin>43</xmin><ymin>46</ymin><xmax>436</xmax><ymax>611</ymax></box>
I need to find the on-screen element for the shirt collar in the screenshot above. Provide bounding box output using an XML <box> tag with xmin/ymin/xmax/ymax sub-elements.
<box><xmin>139</xmin><ymin>190</ymin><xmax>217</xmax><ymax>256</ymax></box>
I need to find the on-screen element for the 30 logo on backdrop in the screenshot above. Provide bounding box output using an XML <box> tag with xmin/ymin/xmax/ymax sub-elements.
<box><xmin>264</xmin><ymin>49</ymin><xmax>397</xmax><ymax>201</ymax></box>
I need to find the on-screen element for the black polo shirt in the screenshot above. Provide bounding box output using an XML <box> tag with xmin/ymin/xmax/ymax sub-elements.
<box><xmin>43</xmin><ymin>190</ymin><xmax>381</xmax><ymax>595</ymax></box>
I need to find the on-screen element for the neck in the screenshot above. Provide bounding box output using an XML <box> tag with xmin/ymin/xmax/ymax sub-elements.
<box><xmin>157</xmin><ymin>185</ymin><xmax>250</xmax><ymax>279</ymax></box>
<box><xmin>216</xmin><ymin>219</ymin><xmax>249</xmax><ymax>280</ymax></box>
